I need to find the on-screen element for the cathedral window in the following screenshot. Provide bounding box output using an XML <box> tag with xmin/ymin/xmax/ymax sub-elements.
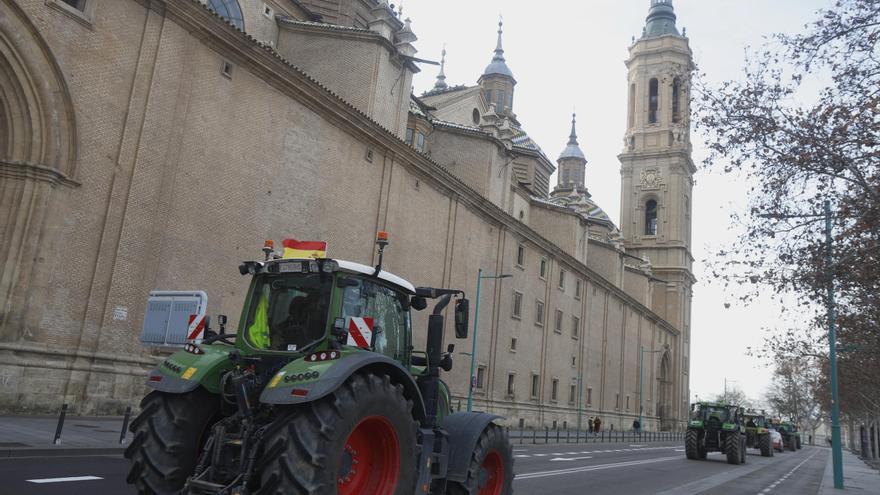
<box><xmin>531</xmin><ymin>374</ymin><xmax>540</xmax><ymax>398</ymax></box>
<box><xmin>416</xmin><ymin>132</ymin><xmax>426</xmax><ymax>152</ymax></box>
<box><xmin>472</xmin><ymin>108</ymin><xmax>481</xmax><ymax>125</ymax></box>
<box><xmin>516</xmin><ymin>244</ymin><xmax>525</xmax><ymax>267</ymax></box>
<box><xmin>512</xmin><ymin>291</ymin><xmax>523</xmax><ymax>319</ymax></box>
<box><xmin>496</xmin><ymin>90</ymin><xmax>506</xmax><ymax>112</ymax></box>
<box><xmin>484</xmin><ymin>89</ymin><xmax>492</xmax><ymax>106</ymax></box>
<box><xmin>405</xmin><ymin>128</ymin><xmax>414</xmax><ymax>145</ymax></box>
<box><xmin>672</xmin><ymin>77</ymin><xmax>682</xmax><ymax>123</ymax></box>
<box><xmin>648</xmin><ymin>78</ymin><xmax>659</xmax><ymax>124</ymax></box>
<box><xmin>645</xmin><ymin>199</ymin><xmax>658</xmax><ymax>235</ymax></box>
<box><xmin>535</xmin><ymin>300</ymin><xmax>545</xmax><ymax>326</ymax></box>
<box><xmin>60</xmin><ymin>0</ymin><xmax>86</xmax><ymax>10</ymax></box>
<box><xmin>628</xmin><ymin>84</ymin><xmax>636</xmax><ymax>129</ymax></box>
<box><xmin>551</xmin><ymin>378</ymin><xmax>559</xmax><ymax>402</ymax></box>
<box><xmin>207</xmin><ymin>0</ymin><xmax>245</xmax><ymax>30</ymax></box>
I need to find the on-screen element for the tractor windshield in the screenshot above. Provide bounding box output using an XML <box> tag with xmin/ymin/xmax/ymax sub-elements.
<box><xmin>694</xmin><ymin>404</ymin><xmax>732</xmax><ymax>423</ymax></box>
<box><xmin>245</xmin><ymin>273</ymin><xmax>332</xmax><ymax>351</ymax></box>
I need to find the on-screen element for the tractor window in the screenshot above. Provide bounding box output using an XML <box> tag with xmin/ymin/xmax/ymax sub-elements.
<box><xmin>695</xmin><ymin>404</ymin><xmax>732</xmax><ymax>422</ymax></box>
<box><xmin>245</xmin><ymin>274</ymin><xmax>332</xmax><ymax>351</ymax></box>
<box><xmin>340</xmin><ymin>277</ymin><xmax>410</xmax><ymax>361</ymax></box>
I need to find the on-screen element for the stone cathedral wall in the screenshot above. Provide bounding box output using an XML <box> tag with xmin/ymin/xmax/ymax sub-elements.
<box><xmin>0</xmin><ymin>0</ymin><xmax>684</xmax><ymax>430</ymax></box>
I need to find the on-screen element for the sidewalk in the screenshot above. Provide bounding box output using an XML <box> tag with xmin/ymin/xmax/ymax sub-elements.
<box><xmin>0</xmin><ymin>415</ymin><xmax>128</xmax><ymax>458</ymax></box>
<box><xmin>819</xmin><ymin>447</ymin><xmax>880</xmax><ymax>494</ymax></box>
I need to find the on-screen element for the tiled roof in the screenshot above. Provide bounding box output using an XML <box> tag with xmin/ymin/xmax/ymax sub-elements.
<box><xmin>277</xmin><ymin>18</ymin><xmax>379</xmax><ymax>36</ymax></box>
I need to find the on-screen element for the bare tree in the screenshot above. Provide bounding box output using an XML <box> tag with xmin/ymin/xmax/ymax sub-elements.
<box><xmin>696</xmin><ymin>0</ymin><xmax>880</xmax><ymax>420</ymax></box>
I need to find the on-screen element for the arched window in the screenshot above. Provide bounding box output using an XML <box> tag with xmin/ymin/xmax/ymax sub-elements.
<box><xmin>648</xmin><ymin>78</ymin><xmax>659</xmax><ymax>124</ymax></box>
<box><xmin>672</xmin><ymin>77</ymin><xmax>681</xmax><ymax>123</ymax></box>
<box><xmin>645</xmin><ymin>199</ymin><xmax>658</xmax><ymax>235</ymax></box>
<box><xmin>472</xmin><ymin>108</ymin><xmax>481</xmax><ymax>125</ymax></box>
<box><xmin>208</xmin><ymin>0</ymin><xmax>244</xmax><ymax>30</ymax></box>
<box><xmin>628</xmin><ymin>84</ymin><xmax>636</xmax><ymax>129</ymax></box>
<box><xmin>496</xmin><ymin>90</ymin><xmax>506</xmax><ymax>112</ymax></box>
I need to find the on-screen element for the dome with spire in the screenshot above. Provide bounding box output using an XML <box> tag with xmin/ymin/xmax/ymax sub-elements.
<box><xmin>482</xmin><ymin>20</ymin><xmax>515</xmax><ymax>80</ymax></box>
<box><xmin>558</xmin><ymin>113</ymin><xmax>586</xmax><ymax>161</ymax></box>
<box><xmin>643</xmin><ymin>0</ymin><xmax>680</xmax><ymax>38</ymax></box>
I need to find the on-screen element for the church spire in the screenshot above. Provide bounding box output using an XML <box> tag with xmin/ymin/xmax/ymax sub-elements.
<box><xmin>568</xmin><ymin>112</ymin><xmax>579</xmax><ymax>145</ymax></box>
<box><xmin>481</xmin><ymin>17</ymin><xmax>514</xmax><ymax>80</ymax></box>
<box><xmin>493</xmin><ymin>18</ymin><xmax>505</xmax><ymax>63</ymax></box>
<box><xmin>433</xmin><ymin>45</ymin><xmax>448</xmax><ymax>90</ymax></box>
<box><xmin>643</xmin><ymin>0</ymin><xmax>680</xmax><ymax>38</ymax></box>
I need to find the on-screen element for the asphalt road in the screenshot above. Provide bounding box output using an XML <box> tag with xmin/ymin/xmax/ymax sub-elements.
<box><xmin>0</xmin><ymin>442</ymin><xmax>827</xmax><ymax>494</ymax></box>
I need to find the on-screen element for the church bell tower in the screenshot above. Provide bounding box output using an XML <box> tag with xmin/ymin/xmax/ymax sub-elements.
<box><xmin>619</xmin><ymin>0</ymin><xmax>695</xmax><ymax>427</ymax></box>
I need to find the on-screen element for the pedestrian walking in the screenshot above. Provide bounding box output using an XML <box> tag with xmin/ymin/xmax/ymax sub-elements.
<box><xmin>594</xmin><ymin>417</ymin><xmax>602</xmax><ymax>433</ymax></box>
<box><xmin>589</xmin><ymin>417</ymin><xmax>594</xmax><ymax>434</ymax></box>
<box><xmin>610</xmin><ymin>424</ymin><xmax>614</xmax><ymax>432</ymax></box>
<box><xmin>632</xmin><ymin>419</ymin><xmax>641</xmax><ymax>433</ymax></box>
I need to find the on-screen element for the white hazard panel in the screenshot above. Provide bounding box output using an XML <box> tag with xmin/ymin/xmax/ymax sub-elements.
<box><xmin>346</xmin><ymin>316</ymin><xmax>374</xmax><ymax>349</ymax></box>
<box><xmin>141</xmin><ymin>291</ymin><xmax>208</xmax><ymax>347</ymax></box>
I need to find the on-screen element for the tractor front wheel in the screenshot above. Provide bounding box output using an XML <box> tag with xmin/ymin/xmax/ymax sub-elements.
<box><xmin>685</xmin><ymin>429</ymin><xmax>700</xmax><ymax>460</ymax></box>
<box><xmin>725</xmin><ymin>432</ymin><xmax>743</xmax><ymax>465</ymax></box>
<box><xmin>257</xmin><ymin>372</ymin><xmax>418</xmax><ymax>495</ymax></box>
<box><xmin>446</xmin><ymin>424</ymin><xmax>514</xmax><ymax>495</ymax></box>
<box><xmin>124</xmin><ymin>388</ymin><xmax>220</xmax><ymax>494</ymax></box>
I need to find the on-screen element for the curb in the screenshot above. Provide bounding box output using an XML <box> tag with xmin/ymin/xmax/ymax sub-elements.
<box><xmin>0</xmin><ymin>447</ymin><xmax>126</xmax><ymax>458</ymax></box>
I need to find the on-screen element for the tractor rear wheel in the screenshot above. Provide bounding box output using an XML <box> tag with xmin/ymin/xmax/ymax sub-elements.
<box><xmin>725</xmin><ymin>432</ymin><xmax>743</xmax><ymax>465</ymax></box>
<box><xmin>446</xmin><ymin>424</ymin><xmax>514</xmax><ymax>495</ymax></box>
<box><xmin>257</xmin><ymin>372</ymin><xmax>418</xmax><ymax>495</ymax></box>
<box><xmin>125</xmin><ymin>388</ymin><xmax>220</xmax><ymax>494</ymax></box>
<box><xmin>796</xmin><ymin>437</ymin><xmax>802</xmax><ymax>449</ymax></box>
<box><xmin>759</xmin><ymin>433</ymin><xmax>772</xmax><ymax>457</ymax></box>
<box><xmin>685</xmin><ymin>429</ymin><xmax>700</xmax><ymax>460</ymax></box>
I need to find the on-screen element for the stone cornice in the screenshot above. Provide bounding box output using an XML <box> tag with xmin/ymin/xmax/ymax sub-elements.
<box><xmin>157</xmin><ymin>0</ymin><xmax>680</xmax><ymax>337</ymax></box>
<box><xmin>0</xmin><ymin>160</ymin><xmax>80</xmax><ymax>187</ymax></box>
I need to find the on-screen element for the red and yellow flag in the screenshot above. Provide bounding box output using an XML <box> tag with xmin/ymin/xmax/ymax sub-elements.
<box><xmin>282</xmin><ymin>239</ymin><xmax>327</xmax><ymax>259</ymax></box>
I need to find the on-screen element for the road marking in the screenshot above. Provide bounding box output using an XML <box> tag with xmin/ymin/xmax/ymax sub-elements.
<box><xmin>755</xmin><ymin>450</ymin><xmax>819</xmax><ymax>494</ymax></box>
<box><xmin>27</xmin><ymin>476</ymin><xmax>103</xmax><ymax>484</ymax></box>
<box><xmin>674</xmin><ymin>449</ymin><xmax>685</xmax><ymax>452</ymax></box>
<box><xmin>516</xmin><ymin>456</ymin><xmax>677</xmax><ymax>480</ymax></box>
<box><xmin>550</xmin><ymin>456</ymin><xmax>593</xmax><ymax>461</ymax></box>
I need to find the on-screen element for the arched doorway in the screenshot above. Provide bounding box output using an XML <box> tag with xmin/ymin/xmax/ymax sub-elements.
<box><xmin>657</xmin><ymin>353</ymin><xmax>672</xmax><ymax>430</ymax></box>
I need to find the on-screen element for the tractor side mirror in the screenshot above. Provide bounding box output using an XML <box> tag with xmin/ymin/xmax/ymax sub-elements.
<box><xmin>454</xmin><ymin>298</ymin><xmax>469</xmax><ymax>339</ymax></box>
<box><xmin>410</xmin><ymin>296</ymin><xmax>427</xmax><ymax>311</ymax></box>
<box><xmin>217</xmin><ymin>314</ymin><xmax>228</xmax><ymax>335</ymax></box>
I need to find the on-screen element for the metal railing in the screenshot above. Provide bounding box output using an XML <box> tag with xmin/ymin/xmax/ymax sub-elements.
<box><xmin>505</xmin><ymin>427</ymin><xmax>684</xmax><ymax>445</ymax></box>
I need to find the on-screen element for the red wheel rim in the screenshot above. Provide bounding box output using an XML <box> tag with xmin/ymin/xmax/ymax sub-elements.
<box><xmin>337</xmin><ymin>416</ymin><xmax>400</xmax><ymax>495</ymax></box>
<box><xmin>478</xmin><ymin>450</ymin><xmax>504</xmax><ymax>495</ymax></box>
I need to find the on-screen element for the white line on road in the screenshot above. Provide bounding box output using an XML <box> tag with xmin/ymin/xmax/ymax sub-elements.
<box><xmin>550</xmin><ymin>456</ymin><xmax>593</xmax><ymax>461</ymax></box>
<box><xmin>27</xmin><ymin>476</ymin><xmax>103</xmax><ymax>484</ymax></box>
<box><xmin>515</xmin><ymin>456</ymin><xmax>678</xmax><ymax>480</ymax></box>
<box><xmin>755</xmin><ymin>450</ymin><xmax>819</xmax><ymax>494</ymax></box>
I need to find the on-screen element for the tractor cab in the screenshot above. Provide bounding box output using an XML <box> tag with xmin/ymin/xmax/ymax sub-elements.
<box><xmin>686</xmin><ymin>402</ymin><xmax>747</xmax><ymax>465</ymax></box>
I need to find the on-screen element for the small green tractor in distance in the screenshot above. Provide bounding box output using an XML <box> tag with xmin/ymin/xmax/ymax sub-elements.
<box><xmin>125</xmin><ymin>233</ymin><xmax>514</xmax><ymax>495</ymax></box>
<box><xmin>743</xmin><ymin>411</ymin><xmax>773</xmax><ymax>457</ymax></box>
<box><xmin>772</xmin><ymin>420</ymin><xmax>802</xmax><ymax>451</ymax></box>
<box><xmin>685</xmin><ymin>402</ymin><xmax>747</xmax><ymax>465</ymax></box>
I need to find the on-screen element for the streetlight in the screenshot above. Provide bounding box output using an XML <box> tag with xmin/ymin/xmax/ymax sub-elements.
<box><xmin>466</xmin><ymin>268</ymin><xmax>512</xmax><ymax>412</ymax></box>
<box><xmin>638</xmin><ymin>345</ymin><xmax>667</xmax><ymax>431</ymax></box>
<box><xmin>759</xmin><ymin>200</ymin><xmax>842</xmax><ymax>488</ymax></box>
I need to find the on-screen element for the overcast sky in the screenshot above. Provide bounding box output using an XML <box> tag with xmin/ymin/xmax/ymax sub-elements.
<box><xmin>403</xmin><ymin>0</ymin><xmax>834</xmax><ymax>406</ymax></box>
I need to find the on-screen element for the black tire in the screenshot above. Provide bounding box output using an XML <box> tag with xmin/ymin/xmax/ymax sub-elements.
<box><xmin>725</xmin><ymin>432</ymin><xmax>742</xmax><ymax>465</ymax></box>
<box><xmin>446</xmin><ymin>424</ymin><xmax>514</xmax><ymax>495</ymax></box>
<box><xmin>759</xmin><ymin>433</ymin><xmax>772</xmax><ymax>457</ymax></box>
<box><xmin>796</xmin><ymin>437</ymin><xmax>802</xmax><ymax>449</ymax></box>
<box><xmin>125</xmin><ymin>388</ymin><xmax>220</xmax><ymax>494</ymax></box>
<box><xmin>785</xmin><ymin>436</ymin><xmax>796</xmax><ymax>451</ymax></box>
<box><xmin>257</xmin><ymin>372</ymin><xmax>418</xmax><ymax>495</ymax></box>
<box><xmin>685</xmin><ymin>429</ymin><xmax>700</xmax><ymax>460</ymax></box>
<box><xmin>741</xmin><ymin>437</ymin><xmax>747</xmax><ymax>464</ymax></box>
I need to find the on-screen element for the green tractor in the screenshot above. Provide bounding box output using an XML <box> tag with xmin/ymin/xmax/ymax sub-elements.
<box><xmin>125</xmin><ymin>233</ymin><xmax>514</xmax><ymax>494</ymax></box>
<box><xmin>774</xmin><ymin>420</ymin><xmax>802</xmax><ymax>451</ymax></box>
<box><xmin>743</xmin><ymin>411</ymin><xmax>773</xmax><ymax>457</ymax></box>
<box><xmin>684</xmin><ymin>402</ymin><xmax>747</xmax><ymax>465</ymax></box>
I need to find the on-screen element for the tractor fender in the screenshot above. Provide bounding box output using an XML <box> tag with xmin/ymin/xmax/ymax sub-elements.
<box><xmin>442</xmin><ymin>411</ymin><xmax>503</xmax><ymax>483</ymax></box>
<box><xmin>259</xmin><ymin>353</ymin><xmax>427</xmax><ymax>422</ymax></box>
<box><xmin>145</xmin><ymin>346</ymin><xmax>232</xmax><ymax>394</ymax></box>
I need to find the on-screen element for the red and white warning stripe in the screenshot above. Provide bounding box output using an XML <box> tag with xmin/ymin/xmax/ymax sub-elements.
<box><xmin>187</xmin><ymin>314</ymin><xmax>206</xmax><ymax>341</ymax></box>
<box><xmin>346</xmin><ymin>317</ymin><xmax>374</xmax><ymax>349</ymax></box>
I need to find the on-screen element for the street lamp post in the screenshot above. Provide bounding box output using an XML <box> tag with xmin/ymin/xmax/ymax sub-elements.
<box><xmin>825</xmin><ymin>200</ymin><xmax>844</xmax><ymax>489</ymax></box>
<box><xmin>758</xmin><ymin>200</ymin><xmax>842</xmax><ymax>488</ymax></box>
<box><xmin>638</xmin><ymin>346</ymin><xmax>666</xmax><ymax>431</ymax></box>
<box><xmin>466</xmin><ymin>268</ymin><xmax>512</xmax><ymax>412</ymax></box>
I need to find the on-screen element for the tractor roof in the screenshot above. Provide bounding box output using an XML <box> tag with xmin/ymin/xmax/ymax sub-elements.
<box><xmin>334</xmin><ymin>259</ymin><xmax>416</xmax><ymax>294</ymax></box>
